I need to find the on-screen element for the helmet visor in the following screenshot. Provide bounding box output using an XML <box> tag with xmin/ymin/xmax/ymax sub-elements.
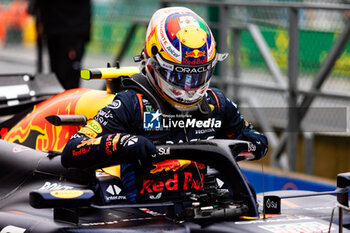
<box><xmin>159</xmin><ymin>67</ymin><xmax>213</xmax><ymax>90</ymax></box>
<box><xmin>155</xmin><ymin>54</ymin><xmax>214</xmax><ymax>90</ymax></box>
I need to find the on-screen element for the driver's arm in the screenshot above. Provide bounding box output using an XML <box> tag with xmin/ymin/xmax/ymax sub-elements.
<box><xmin>61</xmin><ymin>91</ymin><xmax>156</xmax><ymax>169</ymax></box>
<box><xmin>221</xmin><ymin>94</ymin><xmax>268</xmax><ymax>160</ymax></box>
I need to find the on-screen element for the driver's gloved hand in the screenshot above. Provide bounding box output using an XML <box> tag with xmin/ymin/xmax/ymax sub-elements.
<box><xmin>236</xmin><ymin>130</ymin><xmax>268</xmax><ymax>160</ymax></box>
<box><xmin>117</xmin><ymin>133</ymin><xmax>156</xmax><ymax>166</ymax></box>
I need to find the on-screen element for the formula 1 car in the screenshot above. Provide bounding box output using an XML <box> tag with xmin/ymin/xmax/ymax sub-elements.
<box><xmin>0</xmin><ymin>69</ymin><xmax>349</xmax><ymax>232</ymax></box>
<box><xmin>0</xmin><ymin>138</ymin><xmax>350</xmax><ymax>232</ymax></box>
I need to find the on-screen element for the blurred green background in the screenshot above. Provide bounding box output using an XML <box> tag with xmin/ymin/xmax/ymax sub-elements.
<box><xmin>1</xmin><ymin>0</ymin><xmax>349</xmax><ymax>77</ymax></box>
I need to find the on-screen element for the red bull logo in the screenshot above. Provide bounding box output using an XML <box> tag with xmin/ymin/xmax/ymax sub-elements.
<box><xmin>190</xmin><ymin>161</ymin><xmax>206</xmax><ymax>170</ymax></box>
<box><xmin>150</xmin><ymin>159</ymin><xmax>206</xmax><ymax>174</ymax></box>
<box><xmin>3</xmin><ymin>89</ymin><xmax>115</xmax><ymax>152</ymax></box>
<box><xmin>185</xmin><ymin>49</ymin><xmax>205</xmax><ymax>58</ymax></box>
<box><xmin>140</xmin><ymin>172</ymin><xmax>204</xmax><ymax>194</ymax></box>
<box><xmin>77</xmin><ymin>137</ymin><xmax>102</xmax><ymax>149</ymax></box>
<box><xmin>182</xmin><ymin>57</ymin><xmax>207</xmax><ymax>65</ymax></box>
<box><xmin>141</xmin><ymin>173</ymin><xmax>179</xmax><ymax>194</ymax></box>
<box><xmin>150</xmin><ymin>159</ymin><xmax>183</xmax><ymax>173</ymax></box>
<box><xmin>3</xmin><ymin>89</ymin><xmax>86</xmax><ymax>151</ymax></box>
<box><xmin>183</xmin><ymin>49</ymin><xmax>207</xmax><ymax>65</ymax></box>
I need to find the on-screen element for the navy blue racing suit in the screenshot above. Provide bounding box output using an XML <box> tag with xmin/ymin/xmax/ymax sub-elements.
<box><xmin>62</xmin><ymin>85</ymin><xmax>268</xmax><ymax>203</ymax></box>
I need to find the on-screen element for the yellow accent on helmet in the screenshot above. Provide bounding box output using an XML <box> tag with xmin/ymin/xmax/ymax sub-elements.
<box><xmin>176</xmin><ymin>25</ymin><xmax>207</xmax><ymax>48</ymax></box>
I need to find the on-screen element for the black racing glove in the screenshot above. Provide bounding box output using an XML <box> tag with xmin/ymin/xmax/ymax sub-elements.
<box><xmin>236</xmin><ymin>130</ymin><xmax>268</xmax><ymax>160</ymax></box>
<box><xmin>117</xmin><ymin>133</ymin><xmax>156</xmax><ymax>166</ymax></box>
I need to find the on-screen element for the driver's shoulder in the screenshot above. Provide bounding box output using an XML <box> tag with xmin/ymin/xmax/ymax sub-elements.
<box><xmin>115</xmin><ymin>89</ymin><xmax>139</xmax><ymax>98</ymax></box>
<box><xmin>102</xmin><ymin>89</ymin><xmax>145</xmax><ymax>117</ymax></box>
<box><xmin>206</xmin><ymin>87</ymin><xmax>227</xmax><ymax>109</ymax></box>
<box><xmin>113</xmin><ymin>89</ymin><xmax>143</xmax><ymax>104</ymax></box>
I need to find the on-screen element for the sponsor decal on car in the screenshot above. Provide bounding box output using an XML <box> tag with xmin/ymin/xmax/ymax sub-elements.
<box><xmin>39</xmin><ymin>182</ymin><xmax>74</xmax><ymax>191</ymax></box>
<box><xmin>157</xmin><ymin>147</ymin><xmax>171</xmax><ymax>156</ymax></box>
<box><xmin>150</xmin><ymin>159</ymin><xmax>205</xmax><ymax>174</ymax></box>
<box><xmin>149</xmin><ymin>192</ymin><xmax>162</xmax><ymax>200</ymax></box>
<box><xmin>105</xmin><ymin>184</ymin><xmax>126</xmax><ymax>201</ymax></box>
<box><xmin>150</xmin><ymin>160</ymin><xmax>183</xmax><ymax>173</ymax></box>
<box><xmin>50</xmin><ymin>190</ymin><xmax>84</xmax><ymax>199</ymax></box>
<box><xmin>141</xmin><ymin>173</ymin><xmax>179</xmax><ymax>194</ymax></box>
<box><xmin>140</xmin><ymin>172</ymin><xmax>204</xmax><ymax>194</ymax></box>
<box><xmin>3</xmin><ymin>89</ymin><xmax>89</xmax><ymax>152</ymax></box>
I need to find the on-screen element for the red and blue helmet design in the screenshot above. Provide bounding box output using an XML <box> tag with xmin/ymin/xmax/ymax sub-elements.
<box><xmin>143</xmin><ymin>7</ymin><xmax>222</xmax><ymax>111</ymax></box>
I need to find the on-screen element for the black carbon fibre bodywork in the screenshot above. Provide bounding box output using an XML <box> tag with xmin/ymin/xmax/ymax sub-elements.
<box><xmin>0</xmin><ymin>139</ymin><xmax>349</xmax><ymax>233</ymax></box>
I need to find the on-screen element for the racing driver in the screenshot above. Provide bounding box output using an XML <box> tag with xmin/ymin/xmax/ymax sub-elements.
<box><xmin>62</xmin><ymin>7</ymin><xmax>268</xmax><ymax>203</ymax></box>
